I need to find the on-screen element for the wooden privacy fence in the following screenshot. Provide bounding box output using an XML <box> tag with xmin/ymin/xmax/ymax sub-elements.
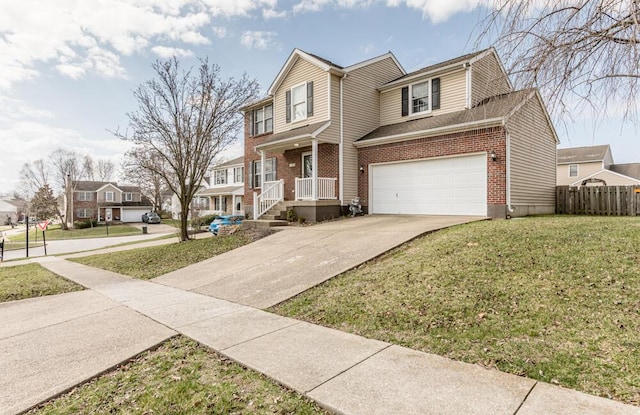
<box><xmin>556</xmin><ymin>186</ymin><xmax>640</xmax><ymax>216</ymax></box>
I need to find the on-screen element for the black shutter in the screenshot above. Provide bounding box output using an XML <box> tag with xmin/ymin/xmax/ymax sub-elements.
<box><xmin>248</xmin><ymin>161</ymin><xmax>254</xmax><ymax>189</ymax></box>
<box><xmin>432</xmin><ymin>78</ymin><xmax>440</xmax><ymax>110</ymax></box>
<box><xmin>272</xmin><ymin>157</ymin><xmax>277</xmax><ymax>180</ymax></box>
<box><xmin>286</xmin><ymin>90</ymin><xmax>291</xmax><ymax>123</ymax></box>
<box><xmin>307</xmin><ymin>81</ymin><xmax>314</xmax><ymax>116</ymax></box>
<box><xmin>401</xmin><ymin>86</ymin><xmax>409</xmax><ymax>116</ymax></box>
<box><xmin>249</xmin><ymin>110</ymin><xmax>254</xmax><ymax>136</ymax></box>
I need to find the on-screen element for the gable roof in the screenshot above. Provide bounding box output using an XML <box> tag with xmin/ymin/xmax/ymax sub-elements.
<box><xmin>356</xmin><ymin>89</ymin><xmax>534</xmax><ymax>146</ymax></box>
<box><xmin>214</xmin><ymin>156</ymin><xmax>244</xmax><ymax>169</ymax></box>
<box><xmin>72</xmin><ymin>181</ymin><xmax>142</xmax><ymax>193</ymax></box>
<box><xmin>610</xmin><ymin>163</ymin><xmax>640</xmax><ymax>180</ymax></box>
<box><xmin>557</xmin><ymin>145</ymin><xmax>611</xmax><ymax>164</ymax></box>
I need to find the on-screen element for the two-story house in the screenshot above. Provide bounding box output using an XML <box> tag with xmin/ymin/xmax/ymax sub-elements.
<box><xmin>243</xmin><ymin>48</ymin><xmax>558</xmax><ymax>220</ymax></box>
<box><xmin>557</xmin><ymin>145</ymin><xmax>640</xmax><ymax>186</ymax></box>
<box><xmin>196</xmin><ymin>156</ymin><xmax>245</xmax><ymax>216</ymax></box>
<box><xmin>64</xmin><ymin>181</ymin><xmax>152</xmax><ymax>226</ymax></box>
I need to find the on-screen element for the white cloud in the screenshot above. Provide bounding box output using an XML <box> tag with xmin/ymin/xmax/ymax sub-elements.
<box><xmin>240</xmin><ymin>31</ymin><xmax>279</xmax><ymax>50</ymax></box>
<box><xmin>211</xmin><ymin>26</ymin><xmax>228</xmax><ymax>38</ymax></box>
<box><xmin>0</xmin><ymin>97</ymin><xmax>53</xmax><ymax>123</ymax></box>
<box><xmin>263</xmin><ymin>8</ymin><xmax>288</xmax><ymax>19</ymax></box>
<box><xmin>152</xmin><ymin>46</ymin><xmax>195</xmax><ymax>59</ymax></box>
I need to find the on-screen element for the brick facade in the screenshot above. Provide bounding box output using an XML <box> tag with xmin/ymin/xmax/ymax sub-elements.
<box><xmin>243</xmin><ymin>114</ymin><xmax>340</xmax><ymax>207</ymax></box>
<box><xmin>357</xmin><ymin>127</ymin><xmax>507</xmax><ymax>215</ymax></box>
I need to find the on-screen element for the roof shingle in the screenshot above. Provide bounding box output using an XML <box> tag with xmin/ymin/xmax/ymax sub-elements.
<box><xmin>557</xmin><ymin>145</ymin><xmax>610</xmax><ymax>164</ymax></box>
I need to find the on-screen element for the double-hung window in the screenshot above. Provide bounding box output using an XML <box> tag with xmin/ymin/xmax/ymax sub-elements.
<box><xmin>77</xmin><ymin>192</ymin><xmax>93</xmax><ymax>201</ymax></box>
<box><xmin>251</xmin><ymin>158</ymin><xmax>276</xmax><ymax>188</ymax></box>
<box><xmin>286</xmin><ymin>81</ymin><xmax>313</xmax><ymax>123</ymax></box>
<box><xmin>105</xmin><ymin>191</ymin><xmax>114</xmax><ymax>202</ymax></box>
<box><xmin>251</xmin><ymin>104</ymin><xmax>273</xmax><ymax>136</ymax></box>
<box><xmin>214</xmin><ymin>170</ymin><xmax>227</xmax><ymax>185</ymax></box>
<box><xmin>234</xmin><ymin>166</ymin><xmax>244</xmax><ymax>183</ymax></box>
<box><xmin>124</xmin><ymin>192</ymin><xmax>133</xmax><ymax>202</ymax></box>
<box><xmin>569</xmin><ymin>164</ymin><xmax>578</xmax><ymax>177</ymax></box>
<box><xmin>402</xmin><ymin>77</ymin><xmax>441</xmax><ymax>117</ymax></box>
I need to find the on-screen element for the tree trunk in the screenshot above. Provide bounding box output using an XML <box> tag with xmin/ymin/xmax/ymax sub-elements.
<box><xmin>179</xmin><ymin>203</ymin><xmax>190</xmax><ymax>241</ymax></box>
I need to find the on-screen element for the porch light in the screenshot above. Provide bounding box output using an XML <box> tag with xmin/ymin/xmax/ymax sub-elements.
<box><xmin>359</xmin><ymin>165</ymin><xmax>365</xmax><ymax>173</ymax></box>
<box><xmin>293</xmin><ymin>143</ymin><xmax>300</xmax><ymax>147</ymax></box>
<box><xmin>490</xmin><ymin>150</ymin><xmax>497</xmax><ymax>161</ymax></box>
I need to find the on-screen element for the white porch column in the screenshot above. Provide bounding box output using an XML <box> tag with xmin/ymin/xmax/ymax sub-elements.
<box><xmin>312</xmin><ymin>139</ymin><xmax>318</xmax><ymax>200</ymax></box>
<box><xmin>260</xmin><ymin>150</ymin><xmax>266</xmax><ymax>189</ymax></box>
<box><xmin>218</xmin><ymin>195</ymin><xmax>223</xmax><ymax>213</ymax></box>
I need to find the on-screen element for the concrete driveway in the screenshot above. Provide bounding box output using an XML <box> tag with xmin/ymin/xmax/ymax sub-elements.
<box><xmin>154</xmin><ymin>215</ymin><xmax>484</xmax><ymax>308</ymax></box>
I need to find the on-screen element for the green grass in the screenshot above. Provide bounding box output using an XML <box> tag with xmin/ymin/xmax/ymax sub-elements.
<box><xmin>28</xmin><ymin>336</ymin><xmax>327</xmax><ymax>415</ymax></box>
<box><xmin>69</xmin><ymin>231</ymin><xmax>264</xmax><ymax>279</ymax></box>
<box><xmin>8</xmin><ymin>224</ymin><xmax>142</xmax><ymax>242</ymax></box>
<box><xmin>272</xmin><ymin>216</ymin><xmax>640</xmax><ymax>405</ymax></box>
<box><xmin>0</xmin><ymin>263</ymin><xmax>83</xmax><ymax>302</ymax></box>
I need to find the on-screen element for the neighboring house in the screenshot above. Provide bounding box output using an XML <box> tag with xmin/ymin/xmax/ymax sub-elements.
<box><xmin>170</xmin><ymin>157</ymin><xmax>245</xmax><ymax>219</ymax></box>
<box><xmin>557</xmin><ymin>145</ymin><xmax>640</xmax><ymax>186</ymax></box>
<box><xmin>64</xmin><ymin>180</ymin><xmax>152</xmax><ymax>226</ymax></box>
<box><xmin>242</xmin><ymin>47</ymin><xmax>558</xmax><ymax>220</ymax></box>
<box><xmin>0</xmin><ymin>199</ymin><xmax>22</xmax><ymax>224</ymax></box>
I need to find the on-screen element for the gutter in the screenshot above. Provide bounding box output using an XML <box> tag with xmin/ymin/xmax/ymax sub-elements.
<box><xmin>339</xmin><ymin>73</ymin><xmax>347</xmax><ymax>204</ymax></box>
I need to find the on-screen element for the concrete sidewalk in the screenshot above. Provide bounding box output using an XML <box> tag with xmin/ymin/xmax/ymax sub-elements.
<box><xmin>2</xmin><ymin>256</ymin><xmax>635</xmax><ymax>415</ymax></box>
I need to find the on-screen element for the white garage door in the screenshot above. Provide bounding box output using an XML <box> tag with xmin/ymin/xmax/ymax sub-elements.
<box><xmin>370</xmin><ymin>154</ymin><xmax>487</xmax><ymax>216</ymax></box>
<box><xmin>121</xmin><ymin>209</ymin><xmax>148</xmax><ymax>223</ymax></box>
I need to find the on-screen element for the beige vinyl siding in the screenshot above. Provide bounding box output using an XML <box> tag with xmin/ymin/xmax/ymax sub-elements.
<box><xmin>379</xmin><ymin>69</ymin><xmax>467</xmax><ymax>126</ymax></box>
<box><xmin>317</xmin><ymin>73</ymin><xmax>341</xmax><ymax>144</ymax></box>
<box><xmin>576</xmin><ymin>170</ymin><xmax>640</xmax><ymax>186</ymax></box>
<box><xmin>471</xmin><ymin>53</ymin><xmax>511</xmax><ymax>107</ymax></box>
<box><xmin>556</xmin><ymin>161</ymin><xmax>603</xmax><ymax>186</ymax></box>
<box><xmin>273</xmin><ymin>57</ymin><xmax>328</xmax><ymax>134</ymax></box>
<box><xmin>507</xmin><ymin>95</ymin><xmax>557</xmax><ymax>215</ymax></box>
<box><xmin>97</xmin><ymin>184</ymin><xmax>121</xmax><ymax>203</ymax></box>
<box><xmin>343</xmin><ymin>57</ymin><xmax>404</xmax><ymax>202</ymax></box>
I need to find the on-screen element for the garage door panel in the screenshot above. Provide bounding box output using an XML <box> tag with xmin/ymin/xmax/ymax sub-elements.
<box><xmin>371</xmin><ymin>154</ymin><xmax>487</xmax><ymax>216</ymax></box>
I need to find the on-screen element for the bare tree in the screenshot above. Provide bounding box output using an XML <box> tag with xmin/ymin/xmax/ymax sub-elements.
<box><xmin>477</xmin><ymin>0</ymin><xmax>640</xmax><ymax>124</ymax></box>
<box><xmin>49</xmin><ymin>148</ymin><xmax>85</xmax><ymax>191</ymax></box>
<box><xmin>82</xmin><ymin>155</ymin><xmax>95</xmax><ymax>181</ymax></box>
<box><xmin>96</xmin><ymin>159</ymin><xmax>115</xmax><ymax>181</ymax></box>
<box><xmin>19</xmin><ymin>159</ymin><xmax>49</xmax><ymax>198</ymax></box>
<box><xmin>115</xmin><ymin>57</ymin><xmax>259</xmax><ymax>241</ymax></box>
<box><xmin>122</xmin><ymin>149</ymin><xmax>168</xmax><ymax>212</ymax></box>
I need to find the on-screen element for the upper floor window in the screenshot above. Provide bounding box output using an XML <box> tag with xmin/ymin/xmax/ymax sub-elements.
<box><xmin>250</xmin><ymin>104</ymin><xmax>273</xmax><ymax>136</ymax></box>
<box><xmin>77</xmin><ymin>191</ymin><xmax>93</xmax><ymax>201</ymax></box>
<box><xmin>569</xmin><ymin>164</ymin><xmax>578</xmax><ymax>177</ymax></box>
<box><xmin>105</xmin><ymin>191</ymin><xmax>114</xmax><ymax>202</ymax></box>
<box><xmin>234</xmin><ymin>166</ymin><xmax>244</xmax><ymax>183</ymax></box>
<box><xmin>214</xmin><ymin>170</ymin><xmax>227</xmax><ymax>185</ymax></box>
<box><xmin>402</xmin><ymin>77</ymin><xmax>440</xmax><ymax>117</ymax></box>
<box><xmin>286</xmin><ymin>81</ymin><xmax>313</xmax><ymax>123</ymax></box>
<box><xmin>124</xmin><ymin>192</ymin><xmax>133</xmax><ymax>202</ymax></box>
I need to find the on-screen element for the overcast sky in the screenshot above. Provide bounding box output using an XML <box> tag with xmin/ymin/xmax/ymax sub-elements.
<box><xmin>1</xmin><ymin>0</ymin><xmax>638</xmax><ymax>195</ymax></box>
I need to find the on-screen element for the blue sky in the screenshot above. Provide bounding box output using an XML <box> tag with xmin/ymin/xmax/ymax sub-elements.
<box><xmin>1</xmin><ymin>0</ymin><xmax>637</xmax><ymax>195</ymax></box>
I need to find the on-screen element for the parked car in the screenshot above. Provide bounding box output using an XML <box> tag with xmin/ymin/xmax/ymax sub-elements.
<box><xmin>208</xmin><ymin>215</ymin><xmax>243</xmax><ymax>235</ymax></box>
<box><xmin>145</xmin><ymin>212</ymin><xmax>161</xmax><ymax>224</ymax></box>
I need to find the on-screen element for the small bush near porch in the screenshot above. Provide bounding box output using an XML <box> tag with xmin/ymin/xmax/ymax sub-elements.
<box><xmin>272</xmin><ymin>216</ymin><xmax>640</xmax><ymax>405</ymax></box>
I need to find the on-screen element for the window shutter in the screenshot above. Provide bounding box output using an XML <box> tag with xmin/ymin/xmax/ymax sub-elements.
<box><xmin>249</xmin><ymin>110</ymin><xmax>254</xmax><ymax>136</ymax></box>
<box><xmin>272</xmin><ymin>157</ymin><xmax>277</xmax><ymax>181</ymax></box>
<box><xmin>431</xmin><ymin>78</ymin><xmax>440</xmax><ymax>110</ymax></box>
<box><xmin>307</xmin><ymin>81</ymin><xmax>314</xmax><ymax>116</ymax></box>
<box><xmin>248</xmin><ymin>161</ymin><xmax>254</xmax><ymax>189</ymax></box>
<box><xmin>286</xmin><ymin>90</ymin><xmax>291</xmax><ymax>123</ymax></box>
<box><xmin>401</xmin><ymin>86</ymin><xmax>409</xmax><ymax>117</ymax></box>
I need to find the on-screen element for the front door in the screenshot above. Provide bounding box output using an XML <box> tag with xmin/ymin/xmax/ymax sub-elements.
<box><xmin>302</xmin><ymin>152</ymin><xmax>312</xmax><ymax>178</ymax></box>
<box><xmin>105</xmin><ymin>208</ymin><xmax>112</xmax><ymax>222</ymax></box>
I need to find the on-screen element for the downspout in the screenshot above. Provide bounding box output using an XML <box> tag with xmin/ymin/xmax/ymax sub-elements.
<box><xmin>339</xmin><ymin>73</ymin><xmax>347</xmax><ymax>204</ymax></box>
<box><xmin>505</xmin><ymin>127</ymin><xmax>514</xmax><ymax>216</ymax></box>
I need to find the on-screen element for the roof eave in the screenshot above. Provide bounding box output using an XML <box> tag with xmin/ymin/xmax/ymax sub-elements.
<box><xmin>354</xmin><ymin>118</ymin><xmax>505</xmax><ymax>148</ymax></box>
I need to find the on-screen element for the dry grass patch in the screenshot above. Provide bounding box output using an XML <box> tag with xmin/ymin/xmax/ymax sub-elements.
<box><xmin>272</xmin><ymin>216</ymin><xmax>640</xmax><ymax>405</ymax></box>
<box><xmin>28</xmin><ymin>336</ymin><xmax>328</xmax><ymax>415</ymax></box>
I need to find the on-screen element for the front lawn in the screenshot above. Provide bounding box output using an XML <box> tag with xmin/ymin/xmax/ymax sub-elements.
<box><xmin>28</xmin><ymin>336</ymin><xmax>327</xmax><ymax>415</ymax></box>
<box><xmin>272</xmin><ymin>216</ymin><xmax>640</xmax><ymax>405</ymax></box>
<box><xmin>9</xmin><ymin>224</ymin><xmax>142</xmax><ymax>242</ymax></box>
<box><xmin>70</xmin><ymin>230</ymin><xmax>268</xmax><ymax>280</ymax></box>
<box><xmin>0</xmin><ymin>263</ymin><xmax>83</xmax><ymax>302</ymax></box>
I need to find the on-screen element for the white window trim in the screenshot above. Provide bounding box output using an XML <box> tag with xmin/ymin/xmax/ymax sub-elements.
<box><xmin>214</xmin><ymin>169</ymin><xmax>227</xmax><ymax>185</ymax></box>
<box><xmin>253</xmin><ymin>104</ymin><xmax>273</xmax><ymax>136</ymax></box>
<box><xmin>302</xmin><ymin>151</ymin><xmax>312</xmax><ymax>178</ymax></box>
<box><xmin>409</xmin><ymin>80</ymin><xmax>431</xmax><ymax>117</ymax></box>
<box><xmin>233</xmin><ymin>166</ymin><xmax>244</xmax><ymax>183</ymax></box>
<box><xmin>105</xmin><ymin>191</ymin><xmax>114</xmax><ymax>202</ymax></box>
<box><xmin>124</xmin><ymin>192</ymin><xmax>133</xmax><ymax>202</ymax></box>
<box><xmin>569</xmin><ymin>164</ymin><xmax>579</xmax><ymax>178</ymax></box>
<box><xmin>291</xmin><ymin>81</ymin><xmax>308</xmax><ymax>123</ymax></box>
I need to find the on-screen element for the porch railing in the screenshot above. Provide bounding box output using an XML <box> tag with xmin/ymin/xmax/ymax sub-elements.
<box><xmin>254</xmin><ymin>179</ymin><xmax>284</xmax><ymax>219</ymax></box>
<box><xmin>295</xmin><ymin>177</ymin><xmax>337</xmax><ymax>200</ymax></box>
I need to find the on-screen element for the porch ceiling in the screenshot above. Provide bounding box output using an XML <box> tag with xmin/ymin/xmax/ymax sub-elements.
<box><xmin>255</xmin><ymin>121</ymin><xmax>332</xmax><ymax>153</ymax></box>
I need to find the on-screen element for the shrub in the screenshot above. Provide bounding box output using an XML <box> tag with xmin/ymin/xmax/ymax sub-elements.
<box><xmin>73</xmin><ymin>219</ymin><xmax>98</xmax><ymax>229</ymax></box>
<box><xmin>191</xmin><ymin>214</ymin><xmax>218</xmax><ymax>227</ymax></box>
